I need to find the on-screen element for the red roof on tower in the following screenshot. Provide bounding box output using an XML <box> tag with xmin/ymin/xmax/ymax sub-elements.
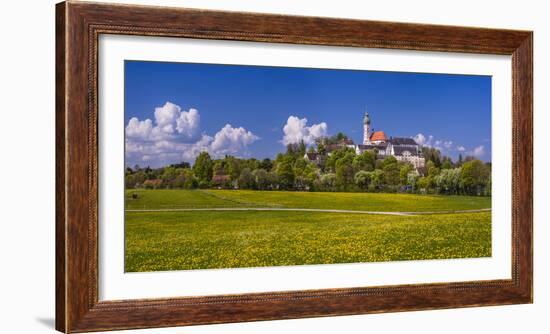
<box><xmin>370</xmin><ymin>131</ymin><xmax>387</xmax><ymax>142</ymax></box>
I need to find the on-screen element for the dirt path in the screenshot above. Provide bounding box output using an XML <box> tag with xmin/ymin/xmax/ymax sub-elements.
<box><xmin>125</xmin><ymin>207</ymin><xmax>491</xmax><ymax>216</ymax></box>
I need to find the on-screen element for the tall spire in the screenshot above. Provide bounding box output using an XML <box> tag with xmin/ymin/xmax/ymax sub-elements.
<box><xmin>363</xmin><ymin>108</ymin><xmax>371</xmax><ymax>144</ymax></box>
<box><xmin>363</xmin><ymin>107</ymin><xmax>370</xmax><ymax>125</ymax></box>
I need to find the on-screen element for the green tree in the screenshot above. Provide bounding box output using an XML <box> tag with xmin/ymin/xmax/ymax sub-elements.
<box><xmin>326</xmin><ymin>147</ymin><xmax>354</xmax><ymax>173</ymax></box>
<box><xmin>303</xmin><ymin>164</ymin><xmax>320</xmax><ymax>190</ymax></box>
<box><xmin>172</xmin><ymin>168</ymin><xmax>196</xmax><ymax>189</ymax></box>
<box><xmin>169</xmin><ymin>161</ymin><xmax>191</xmax><ymax>169</ymax></box>
<box><xmin>243</xmin><ymin>158</ymin><xmax>260</xmax><ymax>171</ymax></box>
<box><xmin>259</xmin><ymin>158</ymin><xmax>273</xmax><ymax>171</ymax></box>
<box><xmin>124</xmin><ymin>174</ymin><xmax>136</xmax><ymax>189</ymax></box>
<box><xmin>352</xmin><ymin>151</ymin><xmax>375</xmax><ymax>172</ymax></box>
<box><xmin>298</xmin><ymin>140</ymin><xmax>307</xmax><ymax>157</ymax></box>
<box><xmin>425</xmin><ymin>160</ymin><xmax>441</xmax><ymax>192</ymax></box>
<box><xmin>374</xmin><ymin>158</ymin><xmax>384</xmax><ymax>170</ymax></box>
<box><xmin>460</xmin><ymin>159</ymin><xmax>490</xmax><ymax>195</ymax></box>
<box><xmin>253</xmin><ymin>169</ymin><xmax>270</xmax><ymax>190</ymax></box>
<box><xmin>335</xmin><ymin>132</ymin><xmax>347</xmax><ymax>141</ymax></box>
<box><xmin>276</xmin><ymin>155</ymin><xmax>295</xmax><ymax>189</ymax></box>
<box><xmin>193</xmin><ymin>152</ymin><xmax>213</xmax><ymax>186</ymax></box>
<box><xmin>319</xmin><ymin>173</ymin><xmax>336</xmax><ymax>191</ymax></box>
<box><xmin>172</xmin><ymin>168</ymin><xmax>185</xmax><ymax>188</ymax></box>
<box><xmin>316</xmin><ymin>141</ymin><xmax>327</xmax><ymax>156</ymax></box>
<box><xmin>335</xmin><ymin>151</ymin><xmax>356</xmax><ymax>189</ymax></box>
<box><xmin>125</xmin><ymin>170</ymin><xmax>146</xmax><ymax>189</ymax></box>
<box><xmin>399</xmin><ymin>163</ymin><xmax>413</xmax><ymax>186</ymax></box>
<box><xmin>286</xmin><ymin>140</ymin><xmax>307</xmax><ymax>159</ymax></box>
<box><xmin>267</xmin><ymin>171</ymin><xmax>279</xmax><ymax>190</ymax></box>
<box><xmin>435</xmin><ymin>168</ymin><xmax>461</xmax><ymax>194</ymax></box>
<box><xmin>238</xmin><ymin>168</ymin><xmax>255</xmax><ymax>189</ymax></box>
<box><xmin>416</xmin><ymin>176</ymin><xmax>429</xmax><ymax>193</ymax></box>
<box><xmin>223</xmin><ymin>155</ymin><xmax>241</xmax><ymax>182</ymax></box>
<box><xmin>441</xmin><ymin>158</ymin><xmax>453</xmax><ymax>170</ymax></box>
<box><xmin>184</xmin><ymin>169</ymin><xmax>198</xmax><ymax>189</ymax></box>
<box><xmin>354</xmin><ymin>170</ymin><xmax>372</xmax><ymax>190</ymax></box>
<box><xmin>293</xmin><ymin>157</ymin><xmax>308</xmax><ymax>179</ymax></box>
<box><xmin>381</xmin><ymin>156</ymin><xmax>400</xmax><ymax>187</ymax></box>
<box><xmin>370</xmin><ymin>169</ymin><xmax>384</xmax><ymax>190</ymax></box>
<box><xmin>212</xmin><ymin>160</ymin><xmax>226</xmax><ymax>176</ymax></box>
<box><xmin>407</xmin><ymin>172</ymin><xmax>420</xmax><ymax>191</ymax></box>
<box><xmin>160</xmin><ymin>166</ymin><xmax>177</xmax><ymax>188</ymax></box>
<box><xmin>422</xmin><ymin>147</ymin><xmax>442</xmax><ymax>167</ymax></box>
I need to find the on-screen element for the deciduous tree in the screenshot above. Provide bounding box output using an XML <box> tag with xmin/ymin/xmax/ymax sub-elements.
<box><xmin>238</xmin><ymin>168</ymin><xmax>255</xmax><ymax>189</ymax></box>
<box><xmin>460</xmin><ymin>159</ymin><xmax>490</xmax><ymax>195</ymax></box>
<box><xmin>335</xmin><ymin>151</ymin><xmax>356</xmax><ymax>189</ymax></box>
<box><xmin>253</xmin><ymin>169</ymin><xmax>270</xmax><ymax>190</ymax></box>
<box><xmin>276</xmin><ymin>155</ymin><xmax>295</xmax><ymax>190</ymax></box>
<box><xmin>193</xmin><ymin>152</ymin><xmax>213</xmax><ymax>186</ymax></box>
<box><xmin>354</xmin><ymin>170</ymin><xmax>372</xmax><ymax>190</ymax></box>
<box><xmin>381</xmin><ymin>156</ymin><xmax>400</xmax><ymax>187</ymax></box>
<box><xmin>352</xmin><ymin>151</ymin><xmax>376</xmax><ymax>172</ymax></box>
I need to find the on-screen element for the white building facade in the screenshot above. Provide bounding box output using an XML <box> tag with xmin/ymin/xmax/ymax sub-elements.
<box><xmin>356</xmin><ymin>111</ymin><xmax>425</xmax><ymax>169</ymax></box>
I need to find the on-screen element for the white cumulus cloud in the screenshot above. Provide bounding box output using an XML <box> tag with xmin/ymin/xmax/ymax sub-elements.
<box><xmin>181</xmin><ymin>134</ymin><xmax>214</xmax><ymax>161</ymax></box>
<box><xmin>413</xmin><ymin>133</ymin><xmax>434</xmax><ymax>147</ymax></box>
<box><xmin>281</xmin><ymin>116</ymin><xmax>327</xmax><ymax>145</ymax></box>
<box><xmin>414</xmin><ymin>133</ymin><xmax>473</xmax><ymax>156</ymax></box>
<box><xmin>125</xmin><ymin>102</ymin><xmax>258</xmax><ymax>166</ymax></box>
<box><xmin>153</xmin><ymin>102</ymin><xmax>200</xmax><ymax>141</ymax></box>
<box><xmin>154</xmin><ymin>102</ymin><xmax>180</xmax><ymax>133</ymax></box>
<box><xmin>471</xmin><ymin>145</ymin><xmax>485</xmax><ymax>157</ymax></box>
<box><xmin>126</xmin><ymin>117</ymin><xmax>153</xmax><ymax>140</ymax></box>
<box><xmin>433</xmin><ymin>139</ymin><xmax>454</xmax><ymax>151</ymax></box>
<box><xmin>176</xmin><ymin>108</ymin><xmax>200</xmax><ymax>139</ymax></box>
<box><xmin>210</xmin><ymin>124</ymin><xmax>260</xmax><ymax>157</ymax></box>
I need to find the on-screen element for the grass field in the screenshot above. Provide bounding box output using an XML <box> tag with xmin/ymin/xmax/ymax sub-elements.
<box><xmin>124</xmin><ymin>189</ymin><xmax>492</xmax><ymax>272</ymax></box>
<box><xmin>125</xmin><ymin>189</ymin><xmax>491</xmax><ymax>212</ymax></box>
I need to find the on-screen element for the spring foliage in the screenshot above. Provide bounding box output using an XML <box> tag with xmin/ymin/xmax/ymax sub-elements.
<box><xmin>125</xmin><ymin>139</ymin><xmax>491</xmax><ymax>196</ymax></box>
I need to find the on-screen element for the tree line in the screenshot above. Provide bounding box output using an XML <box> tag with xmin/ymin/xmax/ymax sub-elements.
<box><xmin>126</xmin><ymin>136</ymin><xmax>491</xmax><ymax>196</ymax></box>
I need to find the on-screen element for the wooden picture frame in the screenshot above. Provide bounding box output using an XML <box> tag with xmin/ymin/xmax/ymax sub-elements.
<box><xmin>56</xmin><ymin>1</ymin><xmax>533</xmax><ymax>332</ymax></box>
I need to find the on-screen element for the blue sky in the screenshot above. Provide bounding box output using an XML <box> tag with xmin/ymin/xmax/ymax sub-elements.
<box><xmin>125</xmin><ymin>60</ymin><xmax>491</xmax><ymax>168</ymax></box>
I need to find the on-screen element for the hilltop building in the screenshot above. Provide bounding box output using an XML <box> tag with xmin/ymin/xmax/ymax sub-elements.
<box><xmin>305</xmin><ymin>111</ymin><xmax>425</xmax><ymax>169</ymax></box>
<box><xmin>357</xmin><ymin>111</ymin><xmax>425</xmax><ymax>168</ymax></box>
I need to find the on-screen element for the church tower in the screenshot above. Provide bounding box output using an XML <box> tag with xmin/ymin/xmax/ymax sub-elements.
<box><xmin>363</xmin><ymin>111</ymin><xmax>371</xmax><ymax>144</ymax></box>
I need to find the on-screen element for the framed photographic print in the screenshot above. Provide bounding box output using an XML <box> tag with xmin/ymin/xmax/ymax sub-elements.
<box><xmin>56</xmin><ymin>1</ymin><xmax>533</xmax><ymax>332</ymax></box>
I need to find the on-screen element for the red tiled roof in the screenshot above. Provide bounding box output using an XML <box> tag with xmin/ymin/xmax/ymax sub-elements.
<box><xmin>370</xmin><ymin>131</ymin><xmax>387</xmax><ymax>141</ymax></box>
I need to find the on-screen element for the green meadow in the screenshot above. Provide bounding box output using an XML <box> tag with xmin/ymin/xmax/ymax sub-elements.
<box><xmin>125</xmin><ymin>189</ymin><xmax>491</xmax><ymax>272</ymax></box>
<box><xmin>125</xmin><ymin>189</ymin><xmax>491</xmax><ymax>212</ymax></box>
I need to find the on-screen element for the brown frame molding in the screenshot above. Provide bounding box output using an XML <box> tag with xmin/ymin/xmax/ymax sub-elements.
<box><xmin>56</xmin><ymin>1</ymin><xmax>533</xmax><ymax>332</ymax></box>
